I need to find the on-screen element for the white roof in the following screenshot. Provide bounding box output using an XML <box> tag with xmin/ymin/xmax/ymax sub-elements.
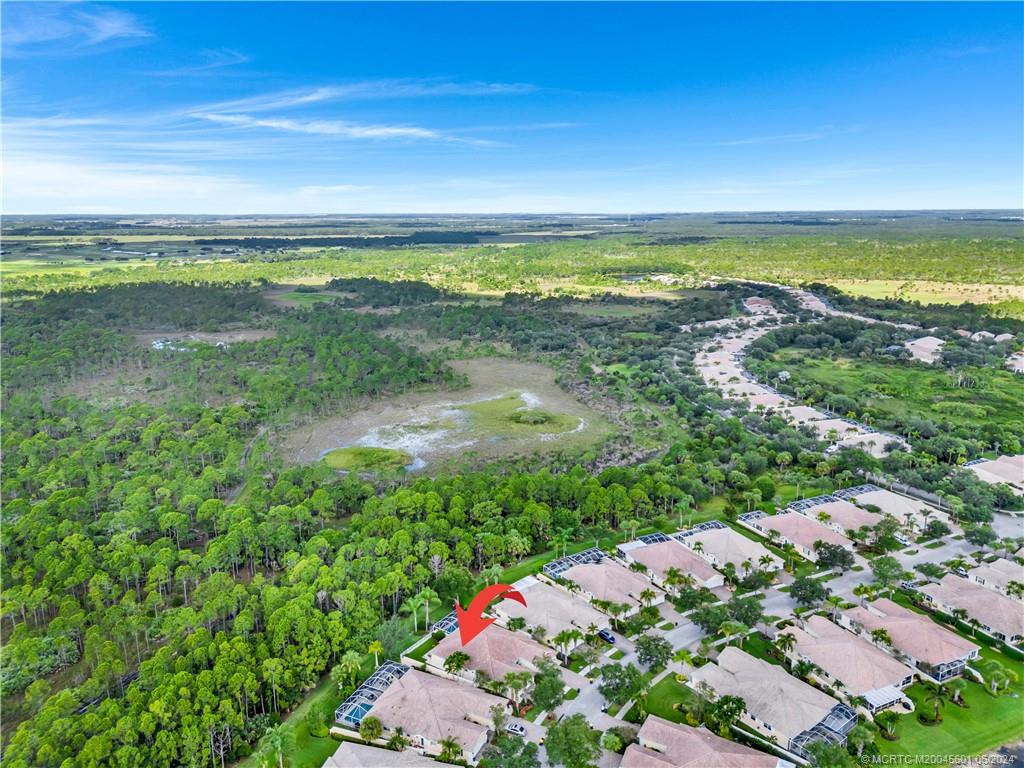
<box><xmin>783</xmin><ymin>616</ymin><xmax>915</xmax><ymax>696</ymax></box>
<box><xmin>843</xmin><ymin>598</ymin><xmax>979</xmax><ymax>665</ymax></box>
<box><xmin>686</xmin><ymin>527</ymin><xmax>783</xmax><ymax>571</ymax></box>
<box><xmin>322</xmin><ymin>742</ymin><xmax>440</xmax><ymax>768</ymax></box>
<box><xmin>920</xmin><ymin>575</ymin><xmax>1024</xmax><ymax>639</ymax></box>
<box><xmin>968</xmin><ymin>558</ymin><xmax>1024</xmax><ymax>593</ymax></box>
<box><xmin>689</xmin><ymin>647</ymin><xmax>840</xmax><ymax>740</ymax></box>
<box><xmin>622</xmin><ymin>715</ymin><xmax>783</xmax><ymax>768</ymax></box>
<box><xmin>496</xmin><ymin>577</ymin><xmax>607</xmax><ymax>636</ymax></box>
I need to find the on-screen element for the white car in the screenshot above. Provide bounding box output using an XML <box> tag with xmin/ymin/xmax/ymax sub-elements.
<box><xmin>505</xmin><ymin>722</ymin><xmax>527</xmax><ymax>737</ymax></box>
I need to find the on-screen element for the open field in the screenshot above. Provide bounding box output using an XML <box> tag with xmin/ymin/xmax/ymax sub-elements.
<box><xmin>767</xmin><ymin>353</ymin><xmax>1024</xmax><ymax>430</ymax></box>
<box><xmin>829</xmin><ymin>279</ymin><xmax>1024</xmax><ymax>307</ymax></box>
<box><xmin>281</xmin><ymin>357</ymin><xmax>613</xmax><ymax>471</ymax></box>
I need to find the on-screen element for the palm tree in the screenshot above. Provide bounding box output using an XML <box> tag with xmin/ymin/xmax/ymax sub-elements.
<box><xmin>552</xmin><ymin>629</ymin><xmax>578</xmax><ymax>663</ymax></box>
<box><xmin>923</xmin><ymin>682</ymin><xmax>948</xmax><ymax>723</ymax></box>
<box><xmin>444</xmin><ymin>650</ymin><xmax>471</xmax><ymax>676</ymax></box>
<box><xmin>870</xmin><ymin>628</ymin><xmax>893</xmax><ymax>647</ymax></box>
<box><xmin>692</xmin><ymin>541</ymin><xmax>705</xmax><ymax>557</ymax></box>
<box><xmin>719</xmin><ymin>620</ymin><xmax>748</xmax><ymax>648</ymax></box>
<box><xmin>260</xmin><ymin>724</ymin><xmax>291</xmax><ymax>768</ymax></box>
<box><xmin>368</xmin><ymin>640</ymin><xmax>384</xmax><ymax>667</ymax></box>
<box><xmin>946</xmin><ymin>677</ymin><xmax>967</xmax><ymax>706</ymax></box>
<box><xmin>337</xmin><ymin>649</ymin><xmax>364</xmax><ymax>689</ymax></box>
<box><xmin>417</xmin><ymin>587</ymin><xmax>438</xmax><ymax>631</ymax></box>
<box><xmin>387</xmin><ymin>726</ymin><xmax>410</xmax><ymax>751</ymax></box>
<box><xmin>774</xmin><ymin>632</ymin><xmax>796</xmax><ymax>658</ymax></box>
<box><xmin>639</xmin><ymin>588</ymin><xmax>657</xmax><ymax>608</ymax></box>
<box><xmin>482</xmin><ymin>564</ymin><xmax>504</xmax><ymax>586</ymax></box>
<box><xmin>793</xmin><ymin>659</ymin><xmax>816</xmax><ymax>680</ymax></box>
<box><xmin>503</xmin><ymin>670</ymin><xmax>531</xmax><ymax>713</ymax></box>
<box><xmin>403</xmin><ymin>594</ymin><xmax>424</xmax><ymax>633</ymax></box>
<box><xmin>438</xmin><ymin>736</ymin><xmax>462</xmax><ymax>763</ymax></box>
<box><xmin>847</xmin><ymin>721</ymin><xmax>878</xmax><ymax>758</ymax></box>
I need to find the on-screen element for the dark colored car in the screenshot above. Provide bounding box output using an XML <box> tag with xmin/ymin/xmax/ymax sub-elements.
<box><xmin>598</xmin><ymin>629</ymin><xmax>616</xmax><ymax>644</ymax></box>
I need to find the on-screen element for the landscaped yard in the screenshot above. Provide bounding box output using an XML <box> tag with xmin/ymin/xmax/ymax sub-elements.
<box><xmin>874</xmin><ymin>593</ymin><xmax>1024</xmax><ymax>758</ymax></box>
<box><xmin>877</xmin><ymin>678</ymin><xmax>1024</xmax><ymax>758</ymax></box>
<box><xmin>645</xmin><ymin>675</ymin><xmax>698</xmax><ymax>723</ymax></box>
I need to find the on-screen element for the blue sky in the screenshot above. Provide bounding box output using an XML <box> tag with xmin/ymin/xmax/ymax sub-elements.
<box><xmin>3</xmin><ymin>2</ymin><xmax>1022</xmax><ymax>214</ymax></box>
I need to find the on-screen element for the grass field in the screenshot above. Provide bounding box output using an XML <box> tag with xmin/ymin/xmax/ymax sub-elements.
<box><xmin>829</xmin><ymin>279</ymin><xmax>1024</xmax><ymax>308</ymax></box>
<box><xmin>322</xmin><ymin>446</ymin><xmax>413</xmax><ymax>471</ymax></box>
<box><xmin>768</xmin><ymin>353</ymin><xmax>1024</xmax><ymax>430</ymax></box>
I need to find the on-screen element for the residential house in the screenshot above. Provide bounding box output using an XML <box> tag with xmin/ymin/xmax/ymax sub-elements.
<box><xmin>780</xmin><ymin>615</ymin><xmax>915</xmax><ymax>713</ymax></box>
<box><xmin>794</xmin><ymin>499</ymin><xmax>882</xmax><ymax>537</ymax></box>
<box><xmin>426</xmin><ymin>624</ymin><xmax>555</xmax><ymax>688</ymax></box>
<box><xmin>752</xmin><ymin>512</ymin><xmax>852</xmax><ymax>562</ymax></box>
<box><xmin>617</xmin><ymin>538</ymin><xmax>724</xmax><ymax>590</ymax></box>
<box><xmin>683</xmin><ymin>526</ymin><xmax>783</xmax><ymax>573</ymax></box>
<box><xmin>322</xmin><ymin>742</ymin><xmax>440</xmax><ymax>768</ymax></box>
<box><xmin>967</xmin><ymin>558</ymin><xmax>1024</xmax><ymax>599</ymax></box>
<box><xmin>562</xmin><ymin>558</ymin><xmax>663</xmax><ymax>614</ymax></box>
<box><xmin>492</xmin><ymin>576</ymin><xmax>608</xmax><ymax>648</ymax></box>
<box><xmin>838</xmin><ymin>598</ymin><xmax>980</xmax><ymax>682</ymax></box>
<box><xmin>361</xmin><ymin>668</ymin><xmax>507</xmax><ymax>764</ymax></box>
<box><xmin>621</xmin><ymin>714</ymin><xmax>791</xmax><ymax>768</ymax></box>
<box><xmin>688</xmin><ymin>647</ymin><xmax>857</xmax><ymax>761</ymax></box>
<box><xmin>919</xmin><ymin>575</ymin><xmax>1024</xmax><ymax>644</ymax></box>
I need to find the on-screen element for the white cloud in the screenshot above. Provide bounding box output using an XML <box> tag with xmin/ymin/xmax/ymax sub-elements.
<box><xmin>190</xmin><ymin>112</ymin><xmax>445</xmax><ymax>140</ymax></box>
<box><xmin>717</xmin><ymin>131</ymin><xmax>827</xmax><ymax>146</ymax></box>
<box><xmin>149</xmin><ymin>49</ymin><xmax>251</xmax><ymax>77</ymax></box>
<box><xmin>192</xmin><ymin>79</ymin><xmax>536</xmax><ymax>114</ymax></box>
<box><xmin>2</xmin><ymin>3</ymin><xmax>151</xmax><ymax>56</ymax></box>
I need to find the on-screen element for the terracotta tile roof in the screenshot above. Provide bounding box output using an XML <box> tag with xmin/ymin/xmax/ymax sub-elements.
<box><xmin>758</xmin><ymin>512</ymin><xmax>852</xmax><ymax>552</ymax></box>
<box><xmin>782</xmin><ymin>616</ymin><xmax>915</xmax><ymax>696</ymax></box>
<box><xmin>432</xmin><ymin>624</ymin><xmax>553</xmax><ymax>680</ymax></box>
<box><xmin>842</xmin><ymin>598</ymin><xmax>978</xmax><ymax>666</ymax></box>
<box><xmin>627</xmin><ymin>540</ymin><xmax>720</xmax><ymax>586</ymax></box>
<box><xmin>919</xmin><ymin>575</ymin><xmax>1024</xmax><ymax>639</ymax></box>
<box><xmin>621</xmin><ymin>715</ymin><xmax>781</xmax><ymax>768</ymax></box>
<box><xmin>563</xmin><ymin>559</ymin><xmax>652</xmax><ymax>606</ymax></box>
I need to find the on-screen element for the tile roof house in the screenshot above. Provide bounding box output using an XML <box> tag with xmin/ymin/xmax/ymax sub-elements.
<box><xmin>562</xmin><ymin>559</ymin><xmax>663</xmax><ymax>613</ymax></box>
<box><xmin>321</xmin><ymin>742</ymin><xmax>440</xmax><ymax>768</ymax></box>
<box><xmin>795</xmin><ymin>499</ymin><xmax>883</xmax><ymax>536</ymax></box>
<box><xmin>846</xmin><ymin>488</ymin><xmax>943</xmax><ymax>533</ymax></box>
<box><xmin>427</xmin><ymin>624</ymin><xmax>555</xmax><ymax>684</ymax></box>
<box><xmin>780</xmin><ymin>615</ymin><xmax>916</xmax><ymax>712</ymax></box>
<box><xmin>968</xmin><ymin>558</ymin><xmax>1024</xmax><ymax>598</ymax></box>
<box><xmin>617</xmin><ymin>538</ymin><xmax>724</xmax><ymax>590</ymax></box>
<box><xmin>752</xmin><ymin>512</ymin><xmax>853</xmax><ymax>561</ymax></box>
<box><xmin>363</xmin><ymin>668</ymin><xmax>506</xmax><ymax>764</ymax></box>
<box><xmin>838</xmin><ymin>598</ymin><xmax>979</xmax><ymax>682</ymax></box>
<box><xmin>919</xmin><ymin>575</ymin><xmax>1024</xmax><ymax>644</ymax></box>
<box><xmin>492</xmin><ymin>577</ymin><xmax>608</xmax><ymax>647</ymax></box>
<box><xmin>966</xmin><ymin>455</ymin><xmax>1024</xmax><ymax>496</ymax></box>
<box><xmin>834</xmin><ymin>432</ymin><xmax>907</xmax><ymax>458</ymax></box>
<box><xmin>904</xmin><ymin>336</ymin><xmax>945</xmax><ymax>364</ymax></box>
<box><xmin>688</xmin><ymin>647</ymin><xmax>856</xmax><ymax>760</ymax></box>
<box><xmin>621</xmin><ymin>715</ymin><xmax>791</xmax><ymax>768</ymax></box>
<box><xmin>683</xmin><ymin>527</ymin><xmax>783</xmax><ymax>573</ymax></box>
<box><xmin>811</xmin><ymin>419</ymin><xmax>867</xmax><ymax>441</ymax></box>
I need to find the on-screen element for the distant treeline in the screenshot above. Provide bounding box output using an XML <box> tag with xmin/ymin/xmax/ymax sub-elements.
<box><xmin>715</xmin><ymin>219</ymin><xmax>841</xmax><ymax>226</ymax></box>
<box><xmin>194</xmin><ymin>231</ymin><xmax>493</xmax><ymax>249</ymax></box>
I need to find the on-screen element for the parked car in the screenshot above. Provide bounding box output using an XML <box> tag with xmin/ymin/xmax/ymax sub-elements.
<box><xmin>598</xmin><ymin>629</ymin><xmax>616</xmax><ymax>644</ymax></box>
<box><xmin>505</xmin><ymin>722</ymin><xmax>527</xmax><ymax>736</ymax></box>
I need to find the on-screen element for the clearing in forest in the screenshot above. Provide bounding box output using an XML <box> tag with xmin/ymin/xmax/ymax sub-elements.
<box><xmin>283</xmin><ymin>357</ymin><xmax>612</xmax><ymax>471</ymax></box>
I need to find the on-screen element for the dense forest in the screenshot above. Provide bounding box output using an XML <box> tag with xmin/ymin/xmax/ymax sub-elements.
<box><xmin>2</xmin><ymin>256</ymin><xmax>1022</xmax><ymax>767</ymax></box>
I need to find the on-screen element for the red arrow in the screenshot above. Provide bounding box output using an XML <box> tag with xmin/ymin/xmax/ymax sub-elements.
<box><xmin>455</xmin><ymin>583</ymin><xmax>527</xmax><ymax>647</ymax></box>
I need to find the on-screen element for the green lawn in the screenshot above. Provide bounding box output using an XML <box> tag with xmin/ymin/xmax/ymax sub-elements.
<box><xmin>873</xmin><ymin>593</ymin><xmax>1024</xmax><ymax>758</ymax></box>
<box><xmin>877</xmin><ymin>678</ymin><xmax>1024</xmax><ymax>758</ymax></box>
<box><xmin>645</xmin><ymin>675</ymin><xmax>698</xmax><ymax>723</ymax></box>
<box><xmin>730</xmin><ymin>633</ymin><xmax>782</xmax><ymax>666</ymax></box>
<box><xmin>759</xmin><ymin>353</ymin><xmax>1024</xmax><ymax>432</ymax></box>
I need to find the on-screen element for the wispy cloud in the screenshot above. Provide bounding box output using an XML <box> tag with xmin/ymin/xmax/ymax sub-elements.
<box><xmin>2</xmin><ymin>3</ymin><xmax>152</xmax><ymax>57</ymax></box>
<box><xmin>943</xmin><ymin>44</ymin><xmax>997</xmax><ymax>58</ymax></box>
<box><xmin>193</xmin><ymin>79</ymin><xmax>536</xmax><ymax>113</ymax></box>
<box><xmin>150</xmin><ymin>48</ymin><xmax>251</xmax><ymax>77</ymax></box>
<box><xmin>717</xmin><ymin>131</ymin><xmax>827</xmax><ymax>146</ymax></box>
<box><xmin>190</xmin><ymin>111</ymin><xmax>446</xmax><ymax>140</ymax></box>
